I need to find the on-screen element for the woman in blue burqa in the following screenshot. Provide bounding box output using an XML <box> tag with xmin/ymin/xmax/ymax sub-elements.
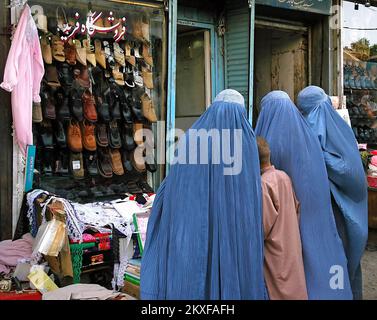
<box><xmin>297</xmin><ymin>86</ymin><xmax>368</xmax><ymax>300</ymax></box>
<box><xmin>140</xmin><ymin>89</ymin><xmax>266</xmax><ymax>300</ymax></box>
<box><xmin>255</xmin><ymin>90</ymin><xmax>353</xmax><ymax>299</ymax></box>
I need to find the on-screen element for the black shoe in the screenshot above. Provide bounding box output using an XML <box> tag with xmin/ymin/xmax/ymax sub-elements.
<box><xmin>121</xmin><ymin>150</ymin><xmax>134</xmax><ymax>172</ymax></box>
<box><xmin>70</xmin><ymin>87</ymin><xmax>84</xmax><ymax>121</ymax></box>
<box><xmin>56</xmin><ymin>89</ymin><xmax>71</xmax><ymax>121</ymax></box>
<box><xmin>121</xmin><ymin>123</ymin><xmax>136</xmax><ymax>151</ymax></box>
<box><xmin>109</xmin><ymin>83</ymin><xmax>122</xmax><ymax>120</ymax></box>
<box><xmin>96</xmin><ymin>96</ymin><xmax>111</xmax><ymax>122</ymax></box>
<box><xmin>108</xmin><ymin>120</ymin><xmax>122</xmax><ymax>149</ymax></box>
<box><xmin>85</xmin><ymin>152</ymin><xmax>99</xmax><ymax>176</ymax></box>
<box><xmin>54</xmin><ymin>121</ymin><xmax>67</xmax><ymax>148</ymax></box>
<box><xmin>137</xmin><ymin>180</ymin><xmax>154</xmax><ymax>193</ymax></box>
<box><xmin>145</xmin><ymin>151</ymin><xmax>157</xmax><ymax>173</ymax></box>
<box><xmin>58</xmin><ymin>63</ymin><xmax>74</xmax><ymax>88</ymax></box>
<box><xmin>128</xmin><ymin>95</ymin><xmax>143</xmax><ymax>121</ymax></box>
<box><xmin>40</xmin><ymin>121</ymin><xmax>54</xmax><ymax>149</ymax></box>
<box><xmin>120</xmin><ymin>91</ymin><xmax>133</xmax><ymax>123</ymax></box>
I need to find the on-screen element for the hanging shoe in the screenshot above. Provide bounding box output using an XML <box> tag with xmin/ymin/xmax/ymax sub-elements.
<box><xmin>64</xmin><ymin>39</ymin><xmax>77</xmax><ymax>65</ymax></box>
<box><xmin>94</xmin><ymin>39</ymin><xmax>107</xmax><ymax>69</ymax></box>
<box><xmin>85</xmin><ymin>152</ymin><xmax>99</xmax><ymax>176</ymax></box>
<box><xmin>96</xmin><ymin>123</ymin><xmax>109</xmax><ymax>147</ymax></box>
<box><xmin>56</xmin><ymin>89</ymin><xmax>71</xmax><ymax>121</ymax></box>
<box><xmin>83</xmin><ymin>39</ymin><xmax>97</xmax><ymax>67</ymax></box>
<box><xmin>41</xmin><ymin>89</ymin><xmax>56</xmax><ymax>120</ymax></box>
<box><xmin>75</xmin><ymin>40</ymin><xmax>87</xmax><ymax>66</ymax></box>
<box><xmin>81</xmin><ymin>120</ymin><xmax>97</xmax><ymax>151</ymax></box>
<box><xmin>41</xmin><ymin>36</ymin><xmax>52</xmax><ymax>64</ymax></box>
<box><xmin>70</xmin><ymin>152</ymin><xmax>85</xmax><ymax>179</ymax></box>
<box><xmin>70</xmin><ymin>87</ymin><xmax>84</xmax><ymax>121</ymax></box>
<box><xmin>121</xmin><ymin>123</ymin><xmax>136</xmax><ymax>151</ymax></box>
<box><xmin>32</xmin><ymin>101</ymin><xmax>43</xmax><ymax>123</ymax></box>
<box><xmin>108</xmin><ymin>120</ymin><xmax>122</xmax><ymax>149</ymax></box>
<box><xmin>130</xmin><ymin>147</ymin><xmax>146</xmax><ymax>173</ymax></box>
<box><xmin>51</xmin><ymin>35</ymin><xmax>65</xmax><ymax>62</ymax></box>
<box><xmin>67</xmin><ymin>121</ymin><xmax>83</xmax><ymax>152</ymax></box>
<box><xmin>55</xmin><ymin>121</ymin><xmax>67</xmax><ymax>148</ymax></box>
<box><xmin>133</xmin><ymin>123</ymin><xmax>144</xmax><ymax>145</ymax></box>
<box><xmin>113</xmin><ymin>42</ymin><xmax>126</xmax><ymax>67</ymax></box>
<box><xmin>121</xmin><ymin>150</ymin><xmax>134</xmax><ymax>172</ymax></box>
<box><xmin>103</xmin><ymin>41</ymin><xmax>116</xmax><ymax>69</ymax></box>
<box><xmin>141</xmin><ymin>93</ymin><xmax>157</xmax><ymax>123</ymax></box>
<box><xmin>82</xmin><ymin>89</ymin><xmax>98</xmax><ymax>122</ymax></box>
<box><xmin>97</xmin><ymin>147</ymin><xmax>113</xmax><ymax>178</ymax></box>
<box><xmin>110</xmin><ymin>148</ymin><xmax>125</xmax><ymax>175</ymax></box>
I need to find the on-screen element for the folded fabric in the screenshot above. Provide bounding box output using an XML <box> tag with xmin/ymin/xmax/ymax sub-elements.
<box><xmin>0</xmin><ymin>233</ymin><xmax>33</xmax><ymax>274</ymax></box>
<box><xmin>42</xmin><ymin>284</ymin><xmax>120</xmax><ymax>300</ymax></box>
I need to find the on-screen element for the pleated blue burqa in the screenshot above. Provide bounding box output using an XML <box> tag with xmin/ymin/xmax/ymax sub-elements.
<box><xmin>255</xmin><ymin>91</ymin><xmax>353</xmax><ymax>300</ymax></box>
<box><xmin>140</xmin><ymin>90</ymin><xmax>265</xmax><ymax>300</ymax></box>
<box><xmin>297</xmin><ymin>86</ymin><xmax>368</xmax><ymax>300</ymax></box>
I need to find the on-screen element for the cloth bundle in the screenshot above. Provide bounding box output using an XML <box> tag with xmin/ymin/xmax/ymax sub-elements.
<box><xmin>0</xmin><ymin>233</ymin><xmax>33</xmax><ymax>274</ymax></box>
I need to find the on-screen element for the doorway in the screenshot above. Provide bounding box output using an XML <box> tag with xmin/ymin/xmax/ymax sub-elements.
<box><xmin>253</xmin><ymin>20</ymin><xmax>309</xmax><ymax>121</ymax></box>
<box><xmin>175</xmin><ymin>25</ymin><xmax>212</xmax><ymax>133</ymax></box>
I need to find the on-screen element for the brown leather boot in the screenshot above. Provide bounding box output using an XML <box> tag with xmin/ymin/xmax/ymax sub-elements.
<box><xmin>67</xmin><ymin>121</ymin><xmax>83</xmax><ymax>152</ymax></box>
<box><xmin>82</xmin><ymin>90</ymin><xmax>98</xmax><ymax>122</ymax></box>
<box><xmin>81</xmin><ymin>120</ymin><xmax>97</xmax><ymax>151</ymax></box>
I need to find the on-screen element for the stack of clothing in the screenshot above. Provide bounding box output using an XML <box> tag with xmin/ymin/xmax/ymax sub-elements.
<box><xmin>123</xmin><ymin>259</ymin><xmax>141</xmax><ymax>299</ymax></box>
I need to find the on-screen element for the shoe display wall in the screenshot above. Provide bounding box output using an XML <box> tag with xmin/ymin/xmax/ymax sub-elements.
<box><xmin>32</xmin><ymin>4</ymin><xmax>162</xmax><ymax>197</ymax></box>
<box><xmin>344</xmin><ymin>61</ymin><xmax>377</xmax><ymax>145</ymax></box>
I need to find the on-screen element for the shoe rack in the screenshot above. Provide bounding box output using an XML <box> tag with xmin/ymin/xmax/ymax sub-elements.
<box><xmin>32</xmin><ymin>12</ymin><xmax>158</xmax><ymax>200</ymax></box>
<box><xmin>344</xmin><ymin>62</ymin><xmax>377</xmax><ymax>145</ymax></box>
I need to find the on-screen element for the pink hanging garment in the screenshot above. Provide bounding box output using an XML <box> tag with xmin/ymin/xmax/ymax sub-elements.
<box><xmin>0</xmin><ymin>5</ymin><xmax>44</xmax><ymax>155</ymax></box>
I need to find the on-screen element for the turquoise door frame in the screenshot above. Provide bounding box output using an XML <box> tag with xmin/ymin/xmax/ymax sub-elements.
<box><xmin>165</xmin><ymin>0</ymin><xmax>178</xmax><ymax>175</ymax></box>
<box><xmin>165</xmin><ymin>2</ymin><xmax>222</xmax><ymax>174</ymax></box>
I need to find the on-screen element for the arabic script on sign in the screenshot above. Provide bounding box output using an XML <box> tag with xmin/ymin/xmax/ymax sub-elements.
<box><xmin>278</xmin><ymin>0</ymin><xmax>324</xmax><ymax>8</ymax></box>
<box><xmin>59</xmin><ymin>11</ymin><xmax>127</xmax><ymax>42</ymax></box>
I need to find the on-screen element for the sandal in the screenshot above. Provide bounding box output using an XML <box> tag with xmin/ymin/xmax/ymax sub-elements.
<box><xmin>103</xmin><ymin>41</ymin><xmax>116</xmax><ymax>69</ymax></box>
<box><xmin>75</xmin><ymin>40</ymin><xmax>87</xmax><ymax>66</ymax></box>
<box><xmin>113</xmin><ymin>42</ymin><xmax>125</xmax><ymax>67</ymax></box>
<box><xmin>83</xmin><ymin>39</ymin><xmax>96</xmax><ymax>67</ymax></box>
<box><xmin>51</xmin><ymin>35</ymin><xmax>65</xmax><ymax>62</ymax></box>
<box><xmin>94</xmin><ymin>39</ymin><xmax>107</xmax><ymax>69</ymax></box>
<box><xmin>41</xmin><ymin>36</ymin><xmax>52</xmax><ymax>64</ymax></box>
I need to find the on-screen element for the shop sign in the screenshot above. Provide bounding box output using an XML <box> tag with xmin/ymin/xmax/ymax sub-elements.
<box><xmin>255</xmin><ymin>0</ymin><xmax>332</xmax><ymax>15</ymax></box>
<box><xmin>59</xmin><ymin>11</ymin><xmax>127</xmax><ymax>42</ymax></box>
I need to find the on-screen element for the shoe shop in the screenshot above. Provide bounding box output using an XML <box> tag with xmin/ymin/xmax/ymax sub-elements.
<box><xmin>342</xmin><ymin>0</ymin><xmax>377</xmax><ymax>230</ymax></box>
<box><xmin>0</xmin><ymin>0</ymin><xmax>373</xmax><ymax>300</ymax></box>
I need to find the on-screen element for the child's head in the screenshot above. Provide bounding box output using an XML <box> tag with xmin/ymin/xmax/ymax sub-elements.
<box><xmin>257</xmin><ymin>136</ymin><xmax>271</xmax><ymax>169</ymax></box>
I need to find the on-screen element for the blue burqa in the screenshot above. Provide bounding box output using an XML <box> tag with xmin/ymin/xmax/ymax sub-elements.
<box><xmin>255</xmin><ymin>91</ymin><xmax>353</xmax><ymax>300</ymax></box>
<box><xmin>140</xmin><ymin>90</ymin><xmax>265</xmax><ymax>299</ymax></box>
<box><xmin>297</xmin><ymin>86</ymin><xmax>368</xmax><ymax>300</ymax></box>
